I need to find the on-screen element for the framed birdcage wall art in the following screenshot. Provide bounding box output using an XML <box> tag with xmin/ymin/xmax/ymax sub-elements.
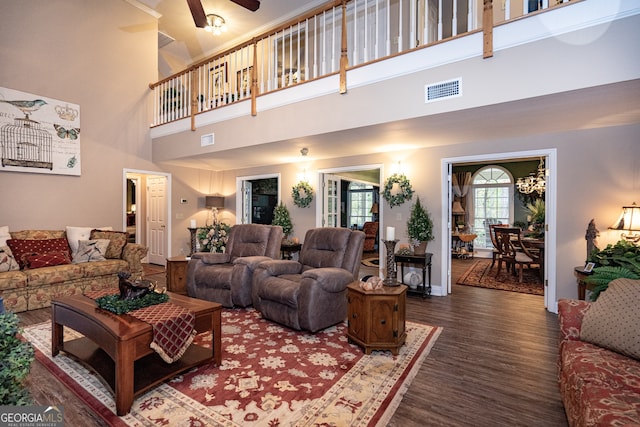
<box><xmin>0</xmin><ymin>86</ymin><xmax>81</xmax><ymax>176</ymax></box>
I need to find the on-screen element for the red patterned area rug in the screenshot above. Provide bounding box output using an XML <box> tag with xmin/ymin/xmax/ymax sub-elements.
<box><xmin>457</xmin><ymin>258</ymin><xmax>544</xmax><ymax>295</ymax></box>
<box><xmin>23</xmin><ymin>308</ymin><xmax>442</xmax><ymax>427</ymax></box>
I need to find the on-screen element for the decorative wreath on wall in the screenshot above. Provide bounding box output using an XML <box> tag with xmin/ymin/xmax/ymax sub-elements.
<box><xmin>292</xmin><ymin>181</ymin><xmax>314</xmax><ymax>208</ymax></box>
<box><xmin>382</xmin><ymin>173</ymin><xmax>414</xmax><ymax>208</ymax></box>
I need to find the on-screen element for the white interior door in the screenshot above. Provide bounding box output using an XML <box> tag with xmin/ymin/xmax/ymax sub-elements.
<box><xmin>147</xmin><ymin>175</ymin><xmax>167</xmax><ymax>265</ymax></box>
<box><xmin>323</xmin><ymin>174</ymin><xmax>340</xmax><ymax>227</ymax></box>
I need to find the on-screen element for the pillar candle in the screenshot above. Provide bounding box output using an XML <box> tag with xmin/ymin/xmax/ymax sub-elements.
<box><xmin>190</xmin><ymin>219</ymin><xmax>196</xmax><ymax>228</ymax></box>
<box><xmin>386</xmin><ymin>226</ymin><xmax>395</xmax><ymax>241</ymax></box>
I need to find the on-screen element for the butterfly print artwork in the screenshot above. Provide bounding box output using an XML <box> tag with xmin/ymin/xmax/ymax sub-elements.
<box><xmin>54</xmin><ymin>124</ymin><xmax>80</xmax><ymax>140</ymax></box>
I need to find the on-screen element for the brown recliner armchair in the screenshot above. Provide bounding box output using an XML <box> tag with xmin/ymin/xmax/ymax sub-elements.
<box><xmin>362</xmin><ymin>221</ymin><xmax>378</xmax><ymax>252</ymax></box>
<box><xmin>186</xmin><ymin>224</ymin><xmax>283</xmax><ymax>307</ymax></box>
<box><xmin>252</xmin><ymin>227</ymin><xmax>365</xmax><ymax>332</ymax></box>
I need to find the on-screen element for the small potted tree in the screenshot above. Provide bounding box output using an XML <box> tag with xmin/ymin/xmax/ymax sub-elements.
<box><xmin>406</xmin><ymin>197</ymin><xmax>434</xmax><ymax>255</ymax></box>
<box><xmin>272</xmin><ymin>202</ymin><xmax>294</xmax><ymax>242</ymax></box>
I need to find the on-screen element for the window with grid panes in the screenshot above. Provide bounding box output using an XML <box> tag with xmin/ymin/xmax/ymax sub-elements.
<box><xmin>471</xmin><ymin>166</ymin><xmax>513</xmax><ymax>248</ymax></box>
<box><xmin>348</xmin><ymin>182</ymin><xmax>374</xmax><ymax>228</ymax></box>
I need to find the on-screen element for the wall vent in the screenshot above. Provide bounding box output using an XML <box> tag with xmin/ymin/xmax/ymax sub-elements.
<box><xmin>158</xmin><ymin>31</ymin><xmax>175</xmax><ymax>49</ymax></box>
<box><xmin>201</xmin><ymin>133</ymin><xmax>214</xmax><ymax>147</ymax></box>
<box><xmin>425</xmin><ymin>78</ymin><xmax>462</xmax><ymax>103</ymax></box>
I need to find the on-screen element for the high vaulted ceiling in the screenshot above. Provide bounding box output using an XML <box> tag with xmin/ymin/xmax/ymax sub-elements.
<box><xmin>136</xmin><ymin>0</ymin><xmax>326</xmax><ymax>78</ymax></box>
<box><xmin>137</xmin><ymin>1</ymin><xmax>640</xmax><ymax>172</ymax></box>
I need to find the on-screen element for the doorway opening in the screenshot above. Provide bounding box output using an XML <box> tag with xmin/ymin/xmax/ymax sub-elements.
<box><xmin>442</xmin><ymin>149</ymin><xmax>557</xmax><ymax>312</ymax></box>
<box><xmin>317</xmin><ymin>164</ymin><xmax>383</xmax><ymax>273</ymax></box>
<box><xmin>236</xmin><ymin>174</ymin><xmax>281</xmax><ymax>224</ymax></box>
<box><xmin>123</xmin><ymin>169</ymin><xmax>172</xmax><ymax>266</ymax></box>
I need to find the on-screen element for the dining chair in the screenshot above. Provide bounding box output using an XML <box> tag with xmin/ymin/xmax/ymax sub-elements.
<box><xmin>493</xmin><ymin>227</ymin><xmax>540</xmax><ymax>282</ymax></box>
<box><xmin>489</xmin><ymin>223</ymin><xmax>509</xmax><ymax>268</ymax></box>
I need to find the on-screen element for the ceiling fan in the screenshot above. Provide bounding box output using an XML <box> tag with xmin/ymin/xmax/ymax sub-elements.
<box><xmin>187</xmin><ymin>0</ymin><xmax>260</xmax><ymax>28</ymax></box>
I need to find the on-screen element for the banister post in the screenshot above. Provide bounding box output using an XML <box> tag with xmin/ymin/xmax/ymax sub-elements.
<box><xmin>251</xmin><ymin>39</ymin><xmax>258</xmax><ymax>116</ymax></box>
<box><xmin>339</xmin><ymin>0</ymin><xmax>348</xmax><ymax>94</ymax></box>
<box><xmin>483</xmin><ymin>0</ymin><xmax>494</xmax><ymax>58</ymax></box>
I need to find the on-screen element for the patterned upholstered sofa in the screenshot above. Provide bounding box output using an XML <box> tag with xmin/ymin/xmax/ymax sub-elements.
<box><xmin>557</xmin><ymin>278</ymin><xmax>640</xmax><ymax>426</ymax></box>
<box><xmin>0</xmin><ymin>228</ymin><xmax>148</xmax><ymax>313</ymax></box>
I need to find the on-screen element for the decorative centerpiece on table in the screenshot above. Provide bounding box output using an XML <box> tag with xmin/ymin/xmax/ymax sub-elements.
<box><xmin>406</xmin><ymin>196</ymin><xmax>434</xmax><ymax>255</ymax></box>
<box><xmin>197</xmin><ymin>221</ymin><xmax>231</xmax><ymax>252</ymax></box>
<box><xmin>525</xmin><ymin>199</ymin><xmax>545</xmax><ymax>238</ymax></box>
<box><xmin>272</xmin><ymin>202</ymin><xmax>294</xmax><ymax>239</ymax></box>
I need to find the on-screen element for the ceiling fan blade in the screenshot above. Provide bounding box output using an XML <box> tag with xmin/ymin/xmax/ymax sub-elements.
<box><xmin>186</xmin><ymin>0</ymin><xmax>208</xmax><ymax>28</ymax></box>
<box><xmin>230</xmin><ymin>0</ymin><xmax>260</xmax><ymax>12</ymax></box>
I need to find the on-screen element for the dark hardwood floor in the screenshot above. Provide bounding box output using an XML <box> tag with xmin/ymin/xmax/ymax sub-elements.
<box><xmin>17</xmin><ymin>257</ymin><xmax>568</xmax><ymax>426</ymax></box>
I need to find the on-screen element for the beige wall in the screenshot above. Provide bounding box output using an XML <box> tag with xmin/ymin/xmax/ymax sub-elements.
<box><xmin>0</xmin><ymin>0</ymin><xmax>160</xmax><ymax>229</ymax></box>
<box><xmin>216</xmin><ymin>124</ymin><xmax>640</xmax><ymax>301</ymax></box>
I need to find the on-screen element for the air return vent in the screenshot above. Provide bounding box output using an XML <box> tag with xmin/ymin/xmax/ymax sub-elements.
<box><xmin>158</xmin><ymin>31</ymin><xmax>175</xmax><ymax>49</ymax></box>
<box><xmin>425</xmin><ymin>78</ymin><xmax>462</xmax><ymax>103</ymax></box>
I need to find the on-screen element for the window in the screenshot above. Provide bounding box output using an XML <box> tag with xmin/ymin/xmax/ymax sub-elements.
<box><xmin>470</xmin><ymin>166</ymin><xmax>514</xmax><ymax>249</ymax></box>
<box><xmin>348</xmin><ymin>182</ymin><xmax>374</xmax><ymax>228</ymax></box>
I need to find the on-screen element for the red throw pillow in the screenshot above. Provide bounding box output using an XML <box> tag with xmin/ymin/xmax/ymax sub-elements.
<box><xmin>6</xmin><ymin>238</ymin><xmax>72</xmax><ymax>269</ymax></box>
<box><xmin>24</xmin><ymin>251</ymin><xmax>71</xmax><ymax>269</ymax></box>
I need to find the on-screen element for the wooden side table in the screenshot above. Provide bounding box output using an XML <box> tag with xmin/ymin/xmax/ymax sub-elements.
<box><xmin>167</xmin><ymin>256</ymin><xmax>189</xmax><ymax>294</ymax></box>
<box><xmin>395</xmin><ymin>252</ymin><xmax>433</xmax><ymax>298</ymax></box>
<box><xmin>280</xmin><ymin>243</ymin><xmax>302</xmax><ymax>260</ymax></box>
<box><xmin>574</xmin><ymin>266</ymin><xmax>594</xmax><ymax>300</ymax></box>
<box><xmin>346</xmin><ymin>282</ymin><xmax>407</xmax><ymax>355</ymax></box>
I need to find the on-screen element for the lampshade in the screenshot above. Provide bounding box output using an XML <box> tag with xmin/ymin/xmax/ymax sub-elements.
<box><xmin>205</xmin><ymin>196</ymin><xmax>225</xmax><ymax>209</ymax></box>
<box><xmin>609</xmin><ymin>202</ymin><xmax>640</xmax><ymax>238</ymax></box>
<box><xmin>370</xmin><ymin>202</ymin><xmax>379</xmax><ymax>214</ymax></box>
<box><xmin>452</xmin><ymin>200</ymin><xmax>465</xmax><ymax>215</ymax></box>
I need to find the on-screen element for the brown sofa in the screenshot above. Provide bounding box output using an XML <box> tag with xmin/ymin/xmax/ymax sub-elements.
<box><xmin>0</xmin><ymin>229</ymin><xmax>148</xmax><ymax>312</ymax></box>
<box><xmin>557</xmin><ymin>278</ymin><xmax>640</xmax><ymax>426</ymax></box>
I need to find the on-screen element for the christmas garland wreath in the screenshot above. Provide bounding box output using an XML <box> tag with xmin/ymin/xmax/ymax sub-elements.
<box><xmin>292</xmin><ymin>181</ymin><xmax>314</xmax><ymax>208</ymax></box>
<box><xmin>382</xmin><ymin>173</ymin><xmax>414</xmax><ymax>208</ymax></box>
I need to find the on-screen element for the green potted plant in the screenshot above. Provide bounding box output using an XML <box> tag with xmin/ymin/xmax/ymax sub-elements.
<box><xmin>406</xmin><ymin>197</ymin><xmax>434</xmax><ymax>255</ymax></box>
<box><xmin>0</xmin><ymin>311</ymin><xmax>35</xmax><ymax>405</ymax></box>
<box><xmin>584</xmin><ymin>239</ymin><xmax>640</xmax><ymax>300</ymax></box>
<box><xmin>272</xmin><ymin>202</ymin><xmax>293</xmax><ymax>239</ymax></box>
<box><xmin>525</xmin><ymin>199</ymin><xmax>545</xmax><ymax>238</ymax></box>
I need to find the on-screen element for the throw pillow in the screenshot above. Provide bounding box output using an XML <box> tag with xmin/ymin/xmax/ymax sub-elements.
<box><xmin>580</xmin><ymin>278</ymin><xmax>640</xmax><ymax>360</ymax></box>
<box><xmin>24</xmin><ymin>251</ymin><xmax>71</xmax><ymax>269</ymax></box>
<box><xmin>66</xmin><ymin>226</ymin><xmax>113</xmax><ymax>257</ymax></box>
<box><xmin>6</xmin><ymin>238</ymin><xmax>72</xmax><ymax>269</ymax></box>
<box><xmin>0</xmin><ymin>226</ymin><xmax>10</xmax><ymax>246</ymax></box>
<box><xmin>90</xmin><ymin>230</ymin><xmax>128</xmax><ymax>259</ymax></box>
<box><xmin>72</xmin><ymin>239</ymin><xmax>110</xmax><ymax>264</ymax></box>
<box><xmin>0</xmin><ymin>246</ymin><xmax>19</xmax><ymax>272</ymax></box>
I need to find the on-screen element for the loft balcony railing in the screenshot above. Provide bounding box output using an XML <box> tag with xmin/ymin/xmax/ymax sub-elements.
<box><xmin>150</xmin><ymin>0</ymin><xmax>573</xmax><ymax>128</ymax></box>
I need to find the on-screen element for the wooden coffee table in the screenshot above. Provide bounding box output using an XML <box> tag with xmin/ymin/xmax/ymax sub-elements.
<box><xmin>51</xmin><ymin>292</ymin><xmax>222</xmax><ymax>416</ymax></box>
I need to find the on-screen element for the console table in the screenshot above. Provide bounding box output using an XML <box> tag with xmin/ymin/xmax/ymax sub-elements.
<box><xmin>394</xmin><ymin>252</ymin><xmax>432</xmax><ymax>298</ymax></box>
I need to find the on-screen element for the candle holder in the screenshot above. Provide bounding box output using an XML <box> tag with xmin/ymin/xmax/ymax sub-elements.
<box><xmin>188</xmin><ymin>227</ymin><xmax>198</xmax><ymax>256</ymax></box>
<box><xmin>382</xmin><ymin>239</ymin><xmax>399</xmax><ymax>286</ymax></box>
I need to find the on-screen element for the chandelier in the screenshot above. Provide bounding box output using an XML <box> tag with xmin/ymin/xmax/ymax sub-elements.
<box><xmin>516</xmin><ymin>158</ymin><xmax>546</xmax><ymax>196</ymax></box>
<box><xmin>205</xmin><ymin>14</ymin><xmax>227</xmax><ymax>36</ymax></box>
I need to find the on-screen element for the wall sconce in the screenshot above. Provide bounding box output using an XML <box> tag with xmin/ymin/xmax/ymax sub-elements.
<box><xmin>370</xmin><ymin>203</ymin><xmax>379</xmax><ymax>214</ymax></box>
<box><xmin>452</xmin><ymin>201</ymin><xmax>465</xmax><ymax>215</ymax></box>
<box><xmin>609</xmin><ymin>202</ymin><xmax>640</xmax><ymax>242</ymax></box>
